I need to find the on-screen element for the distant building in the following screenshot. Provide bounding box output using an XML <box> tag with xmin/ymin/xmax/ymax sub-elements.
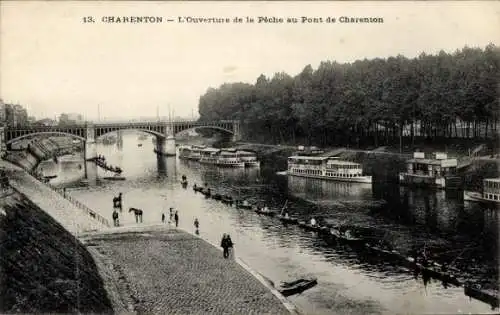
<box><xmin>1</xmin><ymin>102</ymin><xmax>28</xmax><ymax>127</ymax></box>
<box><xmin>59</xmin><ymin>113</ymin><xmax>84</xmax><ymax>125</ymax></box>
<box><xmin>35</xmin><ymin>118</ymin><xmax>58</xmax><ymax>126</ymax></box>
<box><xmin>0</xmin><ymin>99</ymin><xmax>5</xmax><ymax>126</ymax></box>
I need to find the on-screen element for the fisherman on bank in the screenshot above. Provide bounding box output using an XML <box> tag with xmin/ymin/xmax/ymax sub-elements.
<box><xmin>174</xmin><ymin>211</ymin><xmax>179</xmax><ymax>227</ymax></box>
<box><xmin>194</xmin><ymin>218</ymin><xmax>200</xmax><ymax>234</ymax></box>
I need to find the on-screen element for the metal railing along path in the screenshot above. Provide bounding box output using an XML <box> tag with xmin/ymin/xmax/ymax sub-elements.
<box><xmin>27</xmin><ymin>170</ymin><xmax>110</xmax><ymax>227</ymax></box>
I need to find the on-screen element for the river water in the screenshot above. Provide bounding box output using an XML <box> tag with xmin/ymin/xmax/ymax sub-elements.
<box><xmin>39</xmin><ymin>132</ymin><xmax>498</xmax><ymax>315</ymax></box>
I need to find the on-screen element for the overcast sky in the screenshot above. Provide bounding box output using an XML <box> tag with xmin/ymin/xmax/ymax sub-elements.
<box><xmin>1</xmin><ymin>1</ymin><xmax>498</xmax><ymax>121</ymax></box>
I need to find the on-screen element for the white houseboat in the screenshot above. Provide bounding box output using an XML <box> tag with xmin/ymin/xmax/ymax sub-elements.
<box><xmin>464</xmin><ymin>178</ymin><xmax>500</xmax><ymax>205</ymax></box>
<box><xmin>237</xmin><ymin>150</ymin><xmax>260</xmax><ymax>167</ymax></box>
<box><xmin>287</xmin><ymin>156</ymin><xmax>372</xmax><ymax>183</ymax></box>
<box><xmin>218</xmin><ymin>149</ymin><xmax>245</xmax><ymax>167</ymax></box>
<box><xmin>199</xmin><ymin>148</ymin><xmax>245</xmax><ymax>167</ymax></box>
<box><xmin>178</xmin><ymin>145</ymin><xmax>192</xmax><ymax>160</ymax></box>
<box><xmin>187</xmin><ymin>145</ymin><xmax>206</xmax><ymax>161</ymax></box>
<box><xmin>399</xmin><ymin>152</ymin><xmax>460</xmax><ymax>189</ymax></box>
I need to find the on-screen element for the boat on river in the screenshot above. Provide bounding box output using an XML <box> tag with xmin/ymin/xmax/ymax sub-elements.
<box><xmin>399</xmin><ymin>152</ymin><xmax>460</xmax><ymax>189</ymax></box>
<box><xmin>328</xmin><ymin>228</ymin><xmax>366</xmax><ymax>246</ymax></box>
<box><xmin>220</xmin><ymin>195</ymin><xmax>234</xmax><ymax>205</ymax></box>
<box><xmin>237</xmin><ymin>150</ymin><xmax>260</xmax><ymax>167</ymax></box>
<box><xmin>199</xmin><ymin>148</ymin><xmax>245</xmax><ymax>168</ymax></box>
<box><xmin>235</xmin><ymin>200</ymin><xmax>253</xmax><ymax>209</ymax></box>
<box><xmin>463</xmin><ymin>178</ymin><xmax>500</xmax><ymax>206</ymax></box>
<box><xmin>212</xmin><ymin>193</ymin><xmax>223</xmax><ymax>200</ymax></box>
<box><xmin>254</xmin><ymin>207</ymin><xmax>276</xmax><ymax>217</ymax></box>
<box><xmin>298</xmin><ymin>221</ymin><xmax>329</xmax><ymax>233</ymax></box>
<box><xmin>287</xmin><ymin>156</ymin><xmax>372</xmax><ymax>183</ymax></box>
<box><xmin>402</xmin><ymin>256</ymin><xmax>461</xmax><ymax>286</ymax></box>
<box><xmin>43</xmin><ymin>175</ymin><xmax>58</xmax><ymax>180</ymax></box>
<box><xmin>103</xmin><ymin>175</ymin><xmax>126</xmax><ymax>181</ymax></box>
<box><xmin>193</xmin><ymin>185</ymin><xmax>203</xmax><ymax>192</ymax></box>
<box><xmin>278</xmin><ymin>277</ymin><xmax>318</xmax><ymax>297</ymax></box>
<box><xmin>277</xmin><ymin>214</ymin><xmax>299</xmax><ymax>225</ymax></box>
<box><xmin>362</xmin><ymin>244</ymin><xmax>463</xmax><ymax>286</ymax></box>
<box><xmin>464</xmin><ymin>283</ymin><xmax>499</xmax><ymax>309</ymax></box>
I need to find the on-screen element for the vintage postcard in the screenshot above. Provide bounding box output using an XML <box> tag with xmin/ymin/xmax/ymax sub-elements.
<box><xmin>0</xmin><ymin>1</ymin><xmax>499</xmax><ymax>314</ymax></box>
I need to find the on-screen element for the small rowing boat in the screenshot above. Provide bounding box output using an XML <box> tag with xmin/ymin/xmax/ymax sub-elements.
<box><xmin>193</xmin><ymin>185</ymin><xmax>203</xmax><ymax>192</ymax></box>
<box><xmin>329</xmin><ymin>228</ymin><xmax>365</xmax><ymax>246</ymax></box>
<box><xmin>254</xmin><ymin>207</ymin><xmax>276</xmax><ymax>217</ymax></box>
<box><xmin>464</xmin><ymin>283</ymin><xmax>499</xmax><ymax>309</ymax></box>
<box><xmin>235</xmin><ymin>200</ymin><xmax>253</xmax><ymax>209</ymax></box>
<box><xmin>277</xmin><ymin>215</ymin><xmax>299</xmax><ymax>225</ymax></box>
<box><xmin>103</xmin><ymin>176</ymin><xmax>126</xmax><ymax>181</ymax></box>
<box><xmin>278</xmin><ymin>277</ymin><xmax>318</xmax><ymax>297</ymax></box>
<box><xmin>212</xmin><ymin>193</ymin><xmax>223</xmax><ymax>200</ymax></box>
<box><xmin>404</xmin><ymin>257</ymin><xmax>461</xmax><ymax>286</ymax></box>
<box><xmin>298</xmin><ymin>221</ymin><xmax>325</xmax><ymax>233</ymax></box>
<box><xmin>221</xmin><ymin>195</ymin><xmax>234</xmax><ymax>204</ymax></box>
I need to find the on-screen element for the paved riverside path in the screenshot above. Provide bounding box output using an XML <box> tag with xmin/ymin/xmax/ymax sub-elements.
<box><xmin>0</xmin><ymin>160</ymin><xmax>104</xmax><ymax>233</ymax></box>
<box><xmin>80</xmin><ymin>224</ymin><xmax>292</xmax><ymax>315</ymax></box>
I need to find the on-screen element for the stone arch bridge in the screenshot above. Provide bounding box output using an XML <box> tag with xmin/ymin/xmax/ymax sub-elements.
<box><xmin>0</xmin><ymin>120</ymin><xmax>241</xmax><ymax>157</ymax></box>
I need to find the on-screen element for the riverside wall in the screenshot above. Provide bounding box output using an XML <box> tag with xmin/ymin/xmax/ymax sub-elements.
<box><xmin>0</xmin><ymin>185</ymin><xmax>113</xmax><ymax>313</ymax></box>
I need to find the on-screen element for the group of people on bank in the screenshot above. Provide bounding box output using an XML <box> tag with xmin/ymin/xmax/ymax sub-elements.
<box><xmin>0</xmin><ymin>168</ymin><xmax>9</xmax><ymax>189</ymax></box>
<box><xmin>109</xmin><ymin>191</ymin><xmax>235</xmax><ymax>259</ymax></box>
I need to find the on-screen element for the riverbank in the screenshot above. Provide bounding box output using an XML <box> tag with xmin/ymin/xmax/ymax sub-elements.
<box><xmin>0</xmin><ymin>160</ymin><xmax>105</xmax><ymax>233</ymax></box>
<box><xmin>3</xmin><ymin>137</ymin><xmax>80</xmax><ymax>173</ymax></box>
<box><xmin>79</xmin><ymin>224</ymin><xmax>293</xmax><ymax>314</ymax></box>
<box><xmin>0</xmin><ymin>158</ymin><xmax>295</xmax><ymax>314</ymax></box>
<box><xmin>233</xmin><ymin>142</ymin><xmax>500</xmax><ymax>187</ymax></box>
<box><xmin>0</xmin><ymin>187</ymin><xmax>113</xmax><ymax>313</ymax></box>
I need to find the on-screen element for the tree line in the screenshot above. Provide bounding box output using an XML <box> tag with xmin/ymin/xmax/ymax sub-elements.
<box><xmin>198</xmin><ymin>44</ymin><xmax>499</xmax><ymax>148</ymax></box>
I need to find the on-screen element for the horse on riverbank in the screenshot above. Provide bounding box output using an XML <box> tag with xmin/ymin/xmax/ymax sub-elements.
<box><xmin>129</xmin><ymin>207</ymin><xmax>143</xmax><ymax>223</ymax></box>
<box><xmin>113</xmin><ymin>193</ymin><xmax>123</xmax><ymax>209</ymax></box>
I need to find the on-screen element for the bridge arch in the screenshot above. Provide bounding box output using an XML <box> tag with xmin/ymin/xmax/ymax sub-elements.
<box><xmin>95</xmin><ymin>128</ymin><xmax>165</xmax><ymax>140</ymax></box>
<box><xmin>5</xmin><ymin>131</ymin><xmax>86</xmax><ymax>145</ymax></box>
<box><xmin>174</xmin><ymin>126</ymin><xmax>234</xmax><ymax>137</ymax></box>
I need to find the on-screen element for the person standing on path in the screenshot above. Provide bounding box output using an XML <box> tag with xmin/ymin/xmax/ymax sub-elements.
<box><xmin>194</xmin><ymin>218</ymin><xmax>199</xmax><ymax>234</ymax></box>
<box><xmin>174</xmin><ymin>211</ymin><xmax>179</xmax><ymax>227</ymax></box>
<box><xmin>169</xmin><ymin>207</ymin><xmax>174</xmax><ymax>223</ymax></box>
<box><xmin>162</xmin><ymin>212</ymin><xmax>165</xmax><ymax>223</ymax></box>
<box><xmin>221</xmin><ymin>234</ymin><xmax>233</xmax><ymax>259</ymax></box>
<box><xmin>112</xmin><ymin>209</ymin><xmax>119</xmax><ymax>227</ymax></box>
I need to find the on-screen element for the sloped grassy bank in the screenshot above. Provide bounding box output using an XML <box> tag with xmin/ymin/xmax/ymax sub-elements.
<box><xmin>0</xmin><ymin>191</ymin><xmax>113</xmax><ymax>314</ymax></box>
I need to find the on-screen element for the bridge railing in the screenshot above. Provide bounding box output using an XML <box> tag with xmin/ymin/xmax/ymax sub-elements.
<box><xmin>27</xmin><ymin>170</ymin><xmax>111</xmax><ymax>227</ymax></box>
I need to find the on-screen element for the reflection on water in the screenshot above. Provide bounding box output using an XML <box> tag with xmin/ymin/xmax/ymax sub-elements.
<box><xmin>43</xmin><ymin>133</ymin><xmax>498</xmax><ymax>315</ymax></box>
<box><xmin>287</xmin><ymin>175</ymin><xmax>373</xmax><ymax>202</ymax></box>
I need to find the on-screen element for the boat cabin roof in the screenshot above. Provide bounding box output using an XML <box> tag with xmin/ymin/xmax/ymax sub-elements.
<box><xmin>406</xmin><ymin>158</ymin><xmax>456</xmax><ymax>166</ymax></box>
<box><xmin>484</xmin><ymin>178</ymin><xmax>500</xmax><ymax>183</ymax></box>
<box><xmin>220</xmin><ymin>151</ymin><xmax>237</xmax><ymax>156</ymax></box>
<box><xmin>326</xmin><ymin>159</ymin><xmax>361</xmax><ymax>166</ymax></box>
<box><xmin>289</xmin><ymin>155</ymin><xmax>329</xmax><ymax>161</ymax></box>
<box><xmin>202</xmin><ymin>148</ymin><xmax>220</xmax><ymax>153</ymax></box>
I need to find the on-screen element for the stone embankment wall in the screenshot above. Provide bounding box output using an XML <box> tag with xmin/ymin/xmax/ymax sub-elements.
<box><xmin>0</xmin><ymin>187</ymin><xmax>113</xmax><ymax>314</ymax></box>
<box><xmin>4</xmin><ymin>137</ymin><xmax>80</xmax><ymax>173</ymax></box>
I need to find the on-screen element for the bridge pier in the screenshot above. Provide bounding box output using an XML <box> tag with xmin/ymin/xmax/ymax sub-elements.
<box><xmin>154</xmin><ymin>136</ymin><xmax>176</xmax><ymax>157</ymax></box>
<box><xmin>83</xmin><ymin>124</ymin><xmax>97</xmax><ymax>179</ymax></box>
<box><xmin>0</xmin><ymin>127</ymin><xmax>6</xmax><ymax>158</ymax></box>
<box><xmin>231</xmin><ymin>121</ymin><xmax>242</xmax><ymax>142</ymax></box>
